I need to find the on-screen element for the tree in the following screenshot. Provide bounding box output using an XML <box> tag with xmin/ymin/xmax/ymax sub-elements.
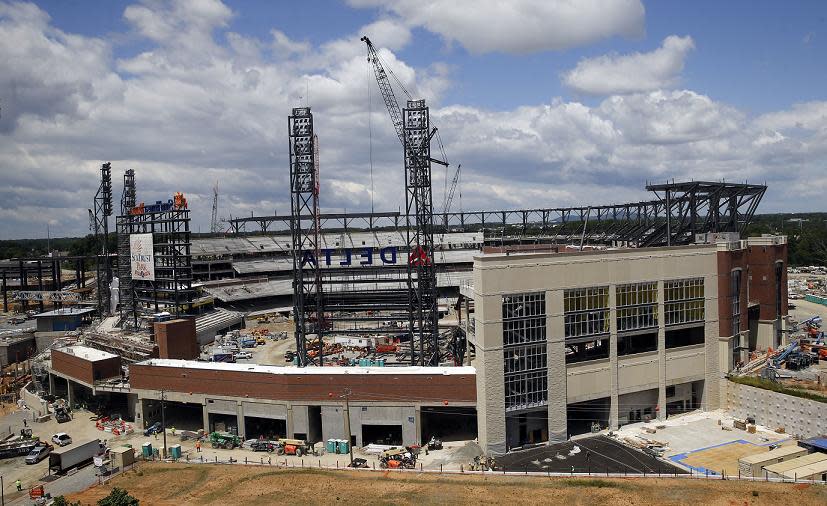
<box><xmin>53</xmin><ymin>497</ymin><xmax>81</xmax><ymax>506</ymax></box>
<box><xmin>97</xmin><ymin>487</ymin><xmax>139</xmax><ymax>506</ymax></box>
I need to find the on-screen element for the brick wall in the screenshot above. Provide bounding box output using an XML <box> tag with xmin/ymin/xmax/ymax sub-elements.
<box><xmin>155</xmin><ymin>319</ymin><xmax>199</xmax><ymax>360</ymax></box>
<box><xmin>51</xmin><ymin>349</ymin><xmax>121</xmax><ymax>384</ymax></box>
<box><xmin>130</xmin><ymin>363</ymin><xmax>476</xmax><ymax>404</ymax></box>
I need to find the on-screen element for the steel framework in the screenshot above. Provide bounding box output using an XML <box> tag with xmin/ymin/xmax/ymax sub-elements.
<box><xmin>121</xmin><ymin>169</ymin><xmax>136</xmax><ymax>215</ymax></box>
<box><xmin>92</xmin><ymin>163</ymin><xmax>113</xmax><ymax>316</ymax></box>
<box><xmin>288</xmin><ymin>107</ymin><xmax>325</xmax><ymax>366</ymax></box>
<box><xmin>116</xmin><ymin>208</ymin><xmax>194</xmax><ymax>326</ymax></box>
<box><xmin>230</xmin><ymin>181</ymin><xmax>765</xmax><ymax>248</ymax></box>
<box><xmin>118</xmin><ymin>170</ymin><xmax>136</xmax><ymax>318</ymax></box>
<box><xmin>403</xmin><ymin>100</ymin><xmax>440</xmax><ymax>366</ymax></box>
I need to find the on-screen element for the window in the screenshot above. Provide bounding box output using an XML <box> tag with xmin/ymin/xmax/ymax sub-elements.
<box><xmin>564</xmin><ymin>287</ymin><xmax>609</xmax><ymax>338</ymax></box>
<box><xmin>616</xmin><ymin>282</ymin><xmax>658</xmax><ymax>332</ymax></box>
<box><xmin>503</xmin><ymin>293</ymin><xmax>546</xmax><ymax>346</ymax></box>
<box><xmin>502</xmin><ymin>293</ymin><xmax>548</xmax><ymax>411</ymax></box>
<box><xmin>564</xmin><ymin>287</ymin><xmax>609</xmax><ymax>363</ymax></box>
<box><xmin>665</xmin><ymin>326</ymin><xmax>705</xmax><ymax>348</ymax></box>
<box><xmin>664</xmin><ymin>278</ymin><xmax>705</xmax><ymax>326</ymax></box>
<box><xmin>731</xmin><ymin>270</ymin><xmax>742</xmax><ymax>337</ymax></box>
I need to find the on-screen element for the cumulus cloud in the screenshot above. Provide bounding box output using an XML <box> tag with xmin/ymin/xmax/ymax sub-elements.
<box><xmin>563</xmin><ymin>35</ymin><xmax>695</xmax><ymax>95</ymax></box>
<box><xmin>349</xmin><ymin>0</ymin><xmax>645</xmax><ymax>54</ymax></box>
<box><xmin>0</xmin><ymin>1</ymin><xmax>825</xmax><ymax>239</ymax></box>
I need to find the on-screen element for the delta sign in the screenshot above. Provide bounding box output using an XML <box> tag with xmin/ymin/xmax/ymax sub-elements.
<box><xmin>300</xmin><ymin>246</ymin><xmax>432</xmax><ymax>267</ymax></box>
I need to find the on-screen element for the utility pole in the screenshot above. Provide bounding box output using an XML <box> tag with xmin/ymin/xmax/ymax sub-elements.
<box><xmin>160</xmin><ymin>390</ymin><xmax>167</xmax><ymax>459</ymax></box>
<box><xmin>340</xmin><ymin>387</ymin><xmax>353</xmax><ymax>466</ymax></box>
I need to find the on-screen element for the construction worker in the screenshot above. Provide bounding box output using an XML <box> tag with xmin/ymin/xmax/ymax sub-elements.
<box><xmin>171</xmin><ymin>426</ymin><xmax>176</xmax><ymax>436</ymax></box>
<box><xmin>15</xmin><ymin>479</ymin><xmax>21</xmax><ymax>491</ymax></box>
<box><xmin>195</xmin><ymin>440</ymin><xmax>201</xmax><ymax>453</ymax></box>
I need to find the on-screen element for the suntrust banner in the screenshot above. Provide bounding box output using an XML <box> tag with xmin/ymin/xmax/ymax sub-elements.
<box><xmin>130</xmin><ymin>233</ymin><xmax>155</xmax><ymax>281</ymax></box>
<box><xmin>301</xmin><ymin>246</ymin><xmax>398</xmax><ymax>267</ymax></box>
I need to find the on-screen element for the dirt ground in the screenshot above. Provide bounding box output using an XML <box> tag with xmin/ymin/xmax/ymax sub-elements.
<box><xmin>66</xmin><ymin>463</ymin><xmax>827</xmax><ymax>506</ymax></box>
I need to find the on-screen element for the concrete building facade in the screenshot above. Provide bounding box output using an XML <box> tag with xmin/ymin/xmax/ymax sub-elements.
<box><xmin>470</xmin><ymin>244</ymin><xmax>721</xmax><ymax>454</ymax></box>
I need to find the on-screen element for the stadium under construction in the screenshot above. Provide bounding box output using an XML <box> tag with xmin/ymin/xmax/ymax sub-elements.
<box><xmin>0</xmin><ymin>36</ymin><xmax>798</xmax><ymax>460</ymax></box>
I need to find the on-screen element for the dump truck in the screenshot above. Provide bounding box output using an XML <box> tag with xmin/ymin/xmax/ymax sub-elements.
<box><xmin>48</xmin><ymin>439</ymin><xmax>103</xmax><ymax>473</ymax></box>
<box><xmin>209</xmin><ymin>431</ymin><xmax>241</xmax><ymax>449</ymax></box>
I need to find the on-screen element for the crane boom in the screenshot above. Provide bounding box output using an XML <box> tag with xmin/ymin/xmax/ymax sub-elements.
<box><xmin>444</xmin><ymin>164</ymin><xmax>461</xmax><ymax>214</ymax></box>
<box><xmin>362</xmin><ymin>36</ymin><xmax>405</xmax><ymax>145</ymax></box>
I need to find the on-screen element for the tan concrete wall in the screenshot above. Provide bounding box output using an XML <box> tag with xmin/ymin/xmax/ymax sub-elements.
<box><xmin>725</xmin><ymin>380</ymin><xmax>827</xmax><ymax>438</ymax></box>
<box><xmin>473</xmin><ymin>245</ymin><xmax>720</xmax><ymax>452</ymax></box>
<box><xmin>566</xmin><ymin>360</ymin><xmax>611</xmax><ymax>403</ymax></box>
<box><xmin>666</xmin><ymin>345</ymin><xmax>707</xmax><ymax>384</ymax></box>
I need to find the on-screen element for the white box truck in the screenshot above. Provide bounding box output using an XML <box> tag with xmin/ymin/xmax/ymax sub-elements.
<box><xmin>48</xmin><ymin>439</ymin><xmax>103</xmax><ymax>474</ymax></box>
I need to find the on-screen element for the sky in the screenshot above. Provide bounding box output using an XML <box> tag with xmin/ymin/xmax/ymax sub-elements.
<box><xmin>1</xmin><ymin>0</ymin><xmax>826</xmax><ymax>239</ymax></box>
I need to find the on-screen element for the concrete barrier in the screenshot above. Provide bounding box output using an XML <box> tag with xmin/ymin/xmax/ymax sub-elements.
<box><xmin>725</xmin><ymin>380</ymin><xmax>827</xmax><ymax>438</ymax></box>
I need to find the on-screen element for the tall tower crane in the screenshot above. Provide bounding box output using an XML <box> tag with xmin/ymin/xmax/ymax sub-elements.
<box><xmin>362</xmin><ymin>36</ymin><xmax>448</xmax><ymax>366</ymax></box>
<box><xmin>210</xmin><ymin>181</ymin><xmax>220</xmax><ymax>234</ymax></box>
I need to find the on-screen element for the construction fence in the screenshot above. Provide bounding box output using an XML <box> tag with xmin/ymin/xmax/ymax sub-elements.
<box><xmin>138</xmin><ymin>453</ymin><xmax>827</xmax><ymax>486</ymax></box>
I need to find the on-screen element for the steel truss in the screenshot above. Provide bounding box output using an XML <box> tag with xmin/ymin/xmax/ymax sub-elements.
<box><xmin>403</xmin><ymin>100</ymin><xmax>439</xmax><ymax>366</ymax></box>
<box><xmin>118</xmin><ymin>169</ymin><xmax>137</xmax><ymax>318</ymax></box>
<box><xmin>92</xmin><ymin>163</ymin><xmax>113</xmax><ymax>316</ymax></box>
<box><xmin>288</xmin><ymin>108</ymin><xmax>325</xmax><ymax>366</ymax></box>
<box><xmin>234</xmin><ymin>181</ymin><xmax>765</xmax><ymax>248</ymax></box>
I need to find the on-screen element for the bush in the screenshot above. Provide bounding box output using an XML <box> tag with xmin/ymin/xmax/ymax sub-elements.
<box><xmin>53</xmin><ymin>497</ymin><xmax>81</xmax><ymax>506</ymax></box>
<box><xmin>728</xmin><ymin>376</ymin><xmax>827</xmax><ymax>403</ymax></box>
<box><xmin>98</xmin><ymin>488</ymin><xmax>139</xmax><ymax>506</ymax></box>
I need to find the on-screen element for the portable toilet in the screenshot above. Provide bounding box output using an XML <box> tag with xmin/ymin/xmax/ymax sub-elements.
<box><xmin>142</xmin><ymin>442</ymin><xmax>152</xmax><ymax>458</ymax></box>
<box><xmin>337</xmin><ymin>439</ymin><xmax>350</xmax><ymax>454</ymax></box>
<box><xmin>326</xmin><ymin>439</ymin><xmax>336</xmax><ymax>453</ymax></box>
<box><xmin>170</xmin><ymin>444</ymin><xmax>182</xmax><ymax>459</ymax></box>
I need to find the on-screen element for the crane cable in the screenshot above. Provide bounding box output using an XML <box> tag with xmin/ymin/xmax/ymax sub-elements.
<box><xmin>367</xmin><ymin>53</ymin><xmax>375</xmax><ymax>214</ymax></box>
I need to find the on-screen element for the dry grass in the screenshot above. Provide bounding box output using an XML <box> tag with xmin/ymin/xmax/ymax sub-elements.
<box><xmin>65</xmin><ymin>462</ymin><xmax>827</xmax><ymax>506</ymax></box>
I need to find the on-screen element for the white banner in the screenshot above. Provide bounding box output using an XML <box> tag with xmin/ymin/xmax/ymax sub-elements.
<box><xmin>130</xmin><ymin>233</ymin><xmax>155</xmax><ymax>281</ymax></box>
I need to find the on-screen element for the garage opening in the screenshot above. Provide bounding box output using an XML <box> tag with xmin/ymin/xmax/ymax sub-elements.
<box><xmin>89</xmin><ymin>392</ymin><xmax>131</xmax><ymax>421</ymax></box>
<box><xmin>147</xmin><ymin>401</ymin><xmax>203</xmax><ymax>432</ymax></box>
<box><xmin>244</xmin><ymin>417</ymin><xmax>286</xmax><ymax>440</ymax></box>
<box><xmin>506</xmin><ymin>408</ymin><xmax>547</xmax><ymax>451</ymax></box>
<box><xmin>209</xmin><ymin>413</ymin><xmax>238</xmax><ymax>435</ymax></box>
<box><xmin>362</xmin><ymin>424</ymin><xmax>402</xmax><ymax>446</ymax></box>
<box><xmin>420</xmin><ymin>406</ymin><xmax>477</xmax><ymax>443</ymax></box>
<box><xmin>307</xmin><ymin>406</ymin><xmax>322</xmax><ymax>443</ymax></box>
<box><xmin>567</xmin><ymin>397</ymin><xmax>609</xmax><ymax>437</ymax></box>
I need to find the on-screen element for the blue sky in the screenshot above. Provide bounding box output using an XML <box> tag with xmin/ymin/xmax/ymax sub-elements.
<box><xmin>35</xmin><ymin>0</ymin><xmax>827</xmax><ymax>113</ymax></box>
<box><xmin>1</xmin><ymin>0</ymin><xmax>826</xmax><ymax>238</ymax></box>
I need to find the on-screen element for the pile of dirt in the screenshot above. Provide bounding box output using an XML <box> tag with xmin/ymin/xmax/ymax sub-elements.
<box><xmin>66</xmin><ymin>462</ymin><xmax>827</xmax><ymax>505</ymax></box>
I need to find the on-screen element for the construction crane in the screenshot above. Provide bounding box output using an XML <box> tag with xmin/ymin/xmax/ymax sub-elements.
<box><xmin>362</xmin><ymin>35</ymin><xmax>448</xmax><ymax>365</ymax></box>
<box><xmin>361</xmin><ymin>36</ymin><xmax>449</xmax><ymax>168</ymax></box>
<box><xmin>210</xmin><ymin>181</ymin><xmax>220</xmax><ymax>234</ymax></box>
<box><xmin>444</xmin><ymin>164</ymin><xmax>461</xmax><ymax>215</ymax></box>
